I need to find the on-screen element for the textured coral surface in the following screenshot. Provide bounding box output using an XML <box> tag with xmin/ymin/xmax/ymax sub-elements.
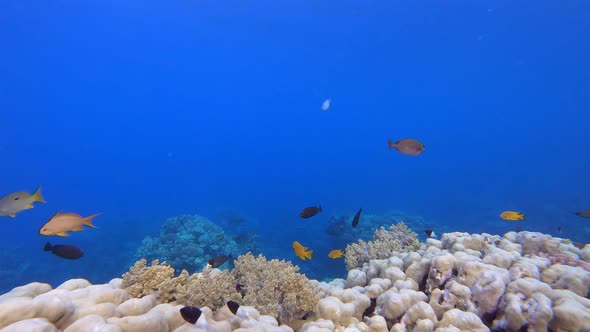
<box><xmin>1</xmin><ymin>231</ymin><xmax>590</xmax><ymax>332</ymax></box>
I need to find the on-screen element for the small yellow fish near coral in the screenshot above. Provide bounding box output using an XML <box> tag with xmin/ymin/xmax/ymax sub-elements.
<box><xmin>39</xmin><ymin>212</ymin><xmax>101</xmax><ymax>237</ymax></box>
<box><xmin>328</xmin><ymin>249</ymin><xmax>344</xmax><ymax>259</ymax></box>
<box><xmin>292</xmin><ymin>241</ymin><xmax>313</xmax><ymax>260</ymax></box>
<box><xmin>500</xmin><ymin>211</ymin><xmax>525</xmax><ymax>221</ymax></box>
<box><xmin>0</xmin><ymin>186</ymin><xmax>46</xmax><ymax>218</ymax></box>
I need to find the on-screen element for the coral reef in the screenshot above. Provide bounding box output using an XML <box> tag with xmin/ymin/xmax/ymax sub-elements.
<box><xmin>0</xmin><ymin>278</ymin><xmax>292</xmax><ymax>332</ymax></box>
<box><xmin>232</xmin><ymin>253</ymin><xmax>320</xmax><ymax>323</ymax></box>
<box><xmin>2</xmin><ymin>230</ymin><xmax>590</xmax><ymax>331</ymax></box>
<box><xmin>182</xmin><ymin>267</ymin><xmax>241</xmax><ymax>311</ymax></box>
<box><xmin>344</xmin><ymin>222</ymin><xmax>423</xmax><ymax>270</ymax></box>
<box><xmin>122</xmin><ymin>259</ymin><xmax>175</xmax><ymax>299</ymax></box>
<box><xmin>134</xmin><ymin>215</ymin><xmax>252</xmax><ymax>274</ymax></box>
<box><xmin>120</xmin><ymin>253</ymin><xmax>319</xmax><ymax>326</ymax></box>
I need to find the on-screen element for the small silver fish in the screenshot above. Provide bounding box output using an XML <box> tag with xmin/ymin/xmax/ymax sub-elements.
<box><xmin>0</xmin><ymin>186</ymin><xmax>46</xmax><ymax>218</ymax></box>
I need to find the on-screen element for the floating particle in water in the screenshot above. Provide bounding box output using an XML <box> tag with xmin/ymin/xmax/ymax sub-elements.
<box><xmin>321</xmin><ymin>99</ymin><xmax>331</xmax><ymax>111</ymax></box>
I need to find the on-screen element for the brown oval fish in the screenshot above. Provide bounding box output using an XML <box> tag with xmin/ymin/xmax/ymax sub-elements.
<box><xmin>299</xmin><ymin>205</ymin><xmax>322</xmax><ymax>218</ymax></box>
<box><xmin>387</xmin><ymin>138</ymin><xmax>425</xmax><ymax>156</ymax></box>
<box><xmin>39</xmin><ymin>212</ymin><xmax>101</xmax><ymax>237</ymax></box>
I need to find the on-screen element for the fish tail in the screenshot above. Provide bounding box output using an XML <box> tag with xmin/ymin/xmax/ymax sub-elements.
<box><xmin>387</xmin><ymin>139</ymin><xmax>395</xmax><ymax>150</ymax></box>
<box><xmin>32</xmin><ymin>186</ymin><xmax>46</xmax><ymax>203</ymax></box>
<box><xmin>43</xmin><ymin>242</ymin><xmax>52</xmax><ymax>251</ymax></box>
<box><xmin>520</xmin><ymin>213</ymin><xmax>526</xmax><ymax>219</ymax></box>
<box><xmin>84</xmin><ymin>213</ymin><xmax>102</xmax><ymax>228</ymax></box>
<box><xmin>306</xmin><ymin>250</ymin><xmax>313</xmax><ymax>260</ymax></box>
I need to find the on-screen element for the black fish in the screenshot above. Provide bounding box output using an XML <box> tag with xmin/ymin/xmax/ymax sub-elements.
<box><xmin>300</xmin><ymin>206</ymin><xmax>322</xmax><ymax>218</ymax></box>
<box><xmin>208</xmin><ymin>255</ymin><xmax>232</xmax><ymax>268</ymax></box>
<box><xmin>557</xmin><ymin>226</ymin><xmax>562</xmax><ymax>233</ymax></box>
<box><xmin>352</xmin><ymin>208</ymin><xmax>362</xmax><ymax>228</ymax></box>
<box><xmin>575</xmin><ymin>209</ymin><xmax>590</xmax><ymax>219</ymax></box>
<box><xmin>362</xmin><ymin>298</ymin><xmax>377</xmax><ymax>318</ymax></box>
<box><xmin>516</xmin><ymin>226</ymin><xmax>523</xmax><ymax>232</ymax></box>
<box><xmin>43</xmin><ymin>242</ymin><xmax>83</xmax><ymax>260</ymax></box>
<box><xmin>227</xmin><ymin>300</ymin><xmax>240</xmax><ymax>315</ymax></box>
<box><xmin>180</xmin><ymin>306</ymin><xmax>202</xmax><ymax>324</ymax></box>
<box><xmin>424</xmin><ymin>229</ymin><xmax>434</xmax><ymax>237</ymax></box>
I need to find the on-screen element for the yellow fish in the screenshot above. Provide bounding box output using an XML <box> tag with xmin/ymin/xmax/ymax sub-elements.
<box><xmin>39</xmin><ymin>212</ymin><xmax>101</xmax><ymax>237</ymax></box>
<box><xmin>292</xmin><ymin>241</ymin><xmax>313</xmax><ymax>260</ymax></box>
<box><xmin>328</xmin><ymin>249</ymin><xmax>344</xmax><ymax>259</ymax></box>
<box><xmin>0</xmin><ymin>186</ymin><xmax>46</xmax><ymax>218</ymax></box>
<box><xmin>500</xmin><ymin>211</ymin><xmax>525</xmax><ymax>221</ymax></box>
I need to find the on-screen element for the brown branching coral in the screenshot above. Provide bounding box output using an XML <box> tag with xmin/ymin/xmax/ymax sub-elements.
<box><xmin>182</xmin><ymin>267</ymin><xmax>241</xmax><ymax>310</ymax></box>
<box><xmin>121</xmin><ymin>259</ymin><xmax>175</xmax><ymax>298</ymax></box>
<box><xmin>345</xmin><ymin>222</ymin><xmax>423</xmax><ymax>270</ymax></box>
<box><xmin>232</xmin><ymin>253</ymin><xmax>320</xmax><ymax>321</ymax></box>
<box><xmin>156</xmin><ymin>269</ymin><xmax>190</xmax><ymax>303</ymax></box>
<box><xmin>121</xmin><ymin>253</ymin><xmax>320</xmax><ymax>323</ymax></box>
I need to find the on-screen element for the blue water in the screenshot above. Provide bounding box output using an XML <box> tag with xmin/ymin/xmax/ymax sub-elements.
<box><xmin>1</xmin><ymin>0</ymin><xmax>589</xmax><ymax>293</ymax></box>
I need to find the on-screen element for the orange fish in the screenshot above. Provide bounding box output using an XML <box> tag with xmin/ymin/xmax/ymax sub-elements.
<box><xmin>39</xmin><ymin>212</ymin><xmax>101</xmax><ymax>237</ymax></box>
<box><xmin>387</xmin><ymin>138</ymin><xmax>425</xmax><ymax>156</ymax></box>
<box><xmin>500</xmin><ymin>211</ymin><xmax>525</xmax><ymax>221</ymax></box>
<box><xmin>328</xmin><ymin>249</ymin><xmax>344</xmax><ymax>259</ymax></box>
<box><xmin>293</xmin><ymin>241</ymin><xmax>313</xmax><ymax>260</ymax></box>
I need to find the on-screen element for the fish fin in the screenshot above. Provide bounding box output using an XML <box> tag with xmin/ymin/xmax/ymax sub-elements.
<box><xmin>83</xmin><ymin>213</ymin><xmax>101</xmax><ymax>228</ymax></box>
<box><xmin>387</xmin><ymin>139</ymin><xmax>395</xmax><ymax>150</ymax></box>
<box><xmin>31</xmin><ymin>186</ymin><xmax>46</xmax><ymax>203</ymax></box>
<box><xmin>57</xmin><ymin>232</ymin><xmax>69</xmax><ymax>237</ymax></box>
<box><xmin>306</xmin><ymin>250</ymin><xmax>313</xmax><ymax>260</ymax></box>
<box><xmin>43</xmin><ymin>242</ymin><xmax>52</xmax><ymax>251</ymax></box>
<box><xmin>25</xmin><ymin>204</ymin><xmax>33</xmax><ymax>209</ymax></box>
<box><xmin>8</xmin><ymin>214</ymin><xmax>15</xmax><ymax>218</ymax></box>
<box><xmin>520</xmin><ymin>213</ymin><xmax>526</xmax><ymax>219</ymax></box>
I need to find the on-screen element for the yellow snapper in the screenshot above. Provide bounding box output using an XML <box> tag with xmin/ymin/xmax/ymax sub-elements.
<box><xmin>0</xmin><ymin>186</ymin><xmax>46</xmax><ymax>218</ymax></box>
<box><xmin>39</xmin><ymin>212</ymin><xmax>101</xmax><ymax>237</ymax></box>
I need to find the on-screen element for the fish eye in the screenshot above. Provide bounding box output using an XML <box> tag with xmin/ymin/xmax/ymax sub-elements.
<box><xmin>14</xmin><ymin>197</ymin><xmax>19</xmax><ymax>200</ymax></box>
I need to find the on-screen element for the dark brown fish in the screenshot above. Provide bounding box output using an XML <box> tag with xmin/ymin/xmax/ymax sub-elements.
<box><xmin>575</xmin><ymin>209</ymin><xmax>590</xmax><ymax>219</ymax></box>
<box><xmin>352</xmin><ymin>208</ymin><xmax>362</xmax><ymax>228</ymax></box>
<box><xmin>180</xmin><ymin>306</ymin><xmax>202</xmax><ymax>324</ymax></box>
<box><xmin>43</xmin><ymin>242</ymin><xmax>83</xmax><ymax>260</ymax></box>
<box><xmin>362</xmin><ymin>298</ymin><xmax>377</xmax><ymax>318</ymax></box>
<box><xmin>208</xmin><ymin>255</ymin><xmax>232</xmax><ymax>268</ymax></box>
<box><xmin>300</xmin><ymin>206</ymin><xmax>322</xmax><ymax>218</ymax></box>
<box><xmin>557</xmin><ymin>226</ymin><xmax>562</xmax><ymax>233</ymax></box>
<box><xmin>227</xmin><ymin>301</ymin><xmax>240</xmax><ymax>315</ymax></box>
<box><xmin>388</xmin><ymin>138</ymin><xmax>425</xmax><ymax>156</ymax></box>
<box><xmin>424</xmin><ymin>229</ymin><xmax>435</xmax><ymax>237</ymax></box>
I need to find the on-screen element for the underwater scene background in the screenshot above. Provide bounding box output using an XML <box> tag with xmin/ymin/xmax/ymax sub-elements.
<box><xmin>1</xmin><ymin>0</ymin><xmax>589</xmax><ymax>294</ymax></box>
